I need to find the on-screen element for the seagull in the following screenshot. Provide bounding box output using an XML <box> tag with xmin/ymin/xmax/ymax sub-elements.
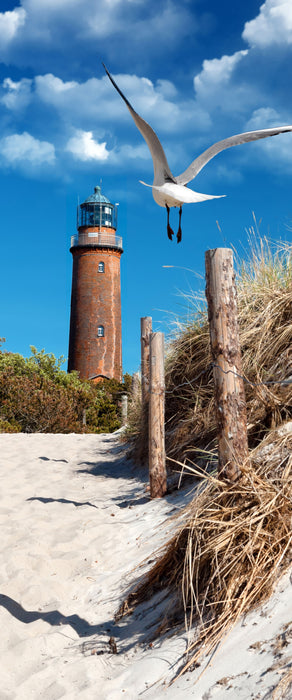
<box><xmin>103</xmin><ymin>64</ymin><xmax>292</xmax><ymax>243</ymax></box>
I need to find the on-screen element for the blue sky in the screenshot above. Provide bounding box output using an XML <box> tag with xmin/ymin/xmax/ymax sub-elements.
<box><xmin>1</xmin><ymin>0</ymin><xmax>292</xmax><ymax>375</ymax></box>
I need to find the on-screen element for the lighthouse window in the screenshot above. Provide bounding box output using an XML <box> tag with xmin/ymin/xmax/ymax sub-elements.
<box><xmin>98</xmin><ymin>261</ymin><xmax>105</xmax><ymax>273</ymax></box>
<box><xmin>97</xmin><ymin>325</ymin><xmax>104</xmax><ymax>337</ymax></box>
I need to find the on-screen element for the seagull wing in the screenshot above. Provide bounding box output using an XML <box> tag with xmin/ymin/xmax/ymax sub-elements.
<box><xmin>103</xmin><ymin>64</ymin><xmax>174</xmax><ymax>186</ymax></box>
<box><xmin>176</xmin><ymin>126</ymin><xmax>292</xmax><ymax>186</ymax></box>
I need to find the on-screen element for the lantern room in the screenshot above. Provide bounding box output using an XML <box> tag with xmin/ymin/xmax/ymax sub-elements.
<box><xmin>78</xmin><ymin>185</ymin><xmax>118</xmax><ymax>230</ymax></box>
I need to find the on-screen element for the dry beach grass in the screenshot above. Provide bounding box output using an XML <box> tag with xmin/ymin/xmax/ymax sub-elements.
<box><xmin>118</xmin><ymin>428</ymin><xmax>292</xmax><ymax>676</ymax></box>
<box><xmin>121</xmin><ymin>238</ymin><xmax>292</xmax><ymax>687</ymax></box>
<box><xmin>127</xmin><ymin>237</ymin><xmax>292</xmax><ymax>466</ymax></box>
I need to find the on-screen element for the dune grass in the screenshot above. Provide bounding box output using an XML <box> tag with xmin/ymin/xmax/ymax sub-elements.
<box><xmin>117</xmin><ymin>427</ymin><xmax>292</xmax><ymax>675</ymax></box>
<box><xmin>127</xmin><ymin>237</ymin><xmax>292</xmax><ymax>468</ymax></box>
<box><xmin>121</xmin><ymin>238</ymin><xmax>292</xmax><ymax>681</ymax></box>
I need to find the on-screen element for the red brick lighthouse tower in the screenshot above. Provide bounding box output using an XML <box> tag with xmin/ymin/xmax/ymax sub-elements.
<box><xmin>68</xmin><ymin>185</ymin><xmax>123</xmax><ymax>382</ymax></box>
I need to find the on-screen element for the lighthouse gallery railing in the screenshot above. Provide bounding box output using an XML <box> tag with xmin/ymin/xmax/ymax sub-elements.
<box><xmin>70</xmin><ymin>233</ymin><xmax>123</xmax><ymax>249</ymax></box>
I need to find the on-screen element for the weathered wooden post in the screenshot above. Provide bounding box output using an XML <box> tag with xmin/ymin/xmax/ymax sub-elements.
<box><xmin>121</xmin><ymin>394</ymin><xmax>128</xmax><ymax>426</ymax></box>
<box><xmin>141</xmin><ymin>317</ymin><xmax>152</xmax><ymax>463</ymax></box>
<box><xmin>149</xmin><ymin>332</ymin><xmax>167</xmax><ymax>498</ymax></box>
<box><xmin>131</xmin><ymin>371</ymin><xmax>141</xmax><ymax>401</ymax></box>
<box><xmin>140</xmin><ymin>317</ymin><xmax>152</xmax><ymax>407</ymax></box>
<box><xmin>205</xmin><ymin>248</ymin><xmax>249</xmax><ymax>481</ymax></box>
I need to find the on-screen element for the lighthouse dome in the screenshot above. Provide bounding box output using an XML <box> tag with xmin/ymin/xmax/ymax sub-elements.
<box><xmin>84</xmin><ymin>185</ymin><xmax>111</xmax><ymax>205</ymax></box>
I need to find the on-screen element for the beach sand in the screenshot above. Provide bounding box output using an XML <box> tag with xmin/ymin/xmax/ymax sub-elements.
<box><xmin>0</xmin><ymin>431</ymin><xmax>291</xmax><ymax>699</ymax></box>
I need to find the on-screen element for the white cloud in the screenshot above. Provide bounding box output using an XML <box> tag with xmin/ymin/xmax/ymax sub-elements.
<box><xmin>192</xmin><ymin>50</ymin><xmax>258</xmax><ymax>118</ymax></box>
<box><xmin>35</xmin><ymin>74</ymin><xmax>92</xmax><ymax>111</ymax></box>
<box><xmin>111</xmin><ymin>143</ymin><xmax>150</xmax><ymax>168</ymax></box>
<box><xmin>244</xmin><ymin>107</ymin><xmax>292</xmax><ymax>168</ymax></box>
<box><xmin>245</xmin><ymin>106</ymin><xmax>284</xmax><ymax>129</ymax></box>
<box><xmin>116</xmin><ymin>143</ymin><xmax>149</xmax><ymax>160</ymax></box>
<box><xmin>35</xmin><ymin>74</ymin><xmax>77</xmax><ymax>98</ymax></box>
<box><xmin>34</xmin><ymin>72</ymin><xmax>188</xmax><ymax>133</ymax></box>
<box><xmin>0</xmin><ymin>0</ymin><xmax>195</xmax><ymax>69</ymax></box>
<box><xmin>25</xmin><ymin>0</ymin><xmax>81</xmax><ymax>8</ymax></box>
<box><xmin>194</xmin><ymin>51</ymin><xmax>248</xmax><ymax>99</ymax></box>
<box><xmin>1</xmin><ymin>78</ymin><xmax>32</xmax><ymax>111</ymax></box>
<box><xmin>81</xmin><ymin>0</ymin><xmax>194</xmax><ymax>44</ymax></box>
<box><xmin>243</xmin><ymin>0</ymin><xmax>292</xmax><ymax>48</ymax></box>
<box><xmin>66</xmin><ymin>130</ymin><xmax>109</xmax><ymax>161</ymax></box>
<box><xmin>35</xmin><ymin>74</ymin><xmax>119</xmax><ymax>126</ymax></box>
<box><xmin>0</xmin><ymin>7</ymin><xmax>26</xmax><ymax>45</ymax></box>
<box><xmin>0</xmin><ymin>132</ymin><xmax>55</xmax><ymax>166</ymax></box>
<box><xmin>156</xmin><ymin>80</ymin><xmax>178</xmax><ymax>100</ymax></box>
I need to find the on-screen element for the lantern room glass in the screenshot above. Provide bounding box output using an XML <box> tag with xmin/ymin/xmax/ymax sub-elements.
<box><xmin>78</xmin><ymin>202</ymin><xmax>118</xmax><ymax>230</ymax></box>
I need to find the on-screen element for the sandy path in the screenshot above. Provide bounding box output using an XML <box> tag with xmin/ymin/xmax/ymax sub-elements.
<box><xmin>0</xmin><ymin>432</ymin><xmax>291</xmax><ymax>700</ymax></box>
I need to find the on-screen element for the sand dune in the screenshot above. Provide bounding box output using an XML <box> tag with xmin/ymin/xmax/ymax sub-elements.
<box><xmin>0</xmin><ymin>432</ymin><xmax>291</xmax><ymax>699</ymax></box>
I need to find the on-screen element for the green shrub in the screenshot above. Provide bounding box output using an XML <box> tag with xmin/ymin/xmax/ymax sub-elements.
<box><xmin>0</xmin><ymin>346</ymin><xmax>129</xmax><ymax>433</ymax></box>
<box><xmin>0</xmin><ymin>418</ymin><xmax>21</xmax><ymax>433</ymax></box>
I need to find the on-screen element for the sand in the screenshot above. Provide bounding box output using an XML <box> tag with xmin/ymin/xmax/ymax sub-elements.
<box><xmin>0</xmin><ymin>431</ymin><xmax>291</xmax><ymax>699</ymax></box>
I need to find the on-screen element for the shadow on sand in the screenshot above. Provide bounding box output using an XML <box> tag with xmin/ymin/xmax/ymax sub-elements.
<box><xmin>0</xmin><ymin>590</ymin><xmax>174</xmax><ymax>658</ymax></box>
<box><xmin>27</xmin><ymin>496</ymin><xmax>98</xmax><ymax>509</ymax></box>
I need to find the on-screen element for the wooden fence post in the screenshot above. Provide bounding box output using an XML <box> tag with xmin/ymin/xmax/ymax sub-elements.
<box><xmin>140</xmin><ymin>317</ymin><xmax>152</xmax><ymax>407</ymax></box>
<box><xmin>149</xmin><ymin>332</ymin><xmax>167</xmax><ymax>498</ymax></box>
<box><xmin>121</xmin><ymin>394</ymin><xmax>128</xmax><ymax>426</ymax></box>
<box><xmin>205</xmin><ymin>248</ymin><xmax>249</xmax><ymax>481</ymax></box>
<box><xmin>131</xmin><ymin>371</ymin><xmax>141</xmax><ymax>401</ymax></box>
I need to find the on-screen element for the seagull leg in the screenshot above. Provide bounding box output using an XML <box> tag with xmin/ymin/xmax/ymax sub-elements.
<box><xmin>166</xmin><ymin>204</ymin><xmax>174</xmax><ymax>241</ymax></box>
<box><xmin>177</xmin><ymin>206</ymin><xmax>182</xmax><ymax>243</ymax></box>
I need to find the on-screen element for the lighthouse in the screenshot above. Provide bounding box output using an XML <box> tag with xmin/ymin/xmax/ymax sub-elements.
<box><xmin>68</xmin><ymin>185</ymin><xmax>123</xmax><ymax>382</ymax></box>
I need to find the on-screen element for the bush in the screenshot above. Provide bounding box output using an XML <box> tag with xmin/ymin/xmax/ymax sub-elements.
<box><xmin>0</xmin><ymin>346</ymin><xmax>129</xmax><ymax>433</ymax></box>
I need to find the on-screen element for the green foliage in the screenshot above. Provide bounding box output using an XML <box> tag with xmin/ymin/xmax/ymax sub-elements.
<box><xmin>122</xmin><ymin>373</ymin><xmax>132</xmax><ymax>394</ymax></box>
<box><xmin>0</xmin><ymin>418</ymin><xmax>21</xmax><ymax>433</ymax></box>
<box><xmin>0</xmin><ymin>344</ymin><xmax>129</xmax><ymax>434</ymax></box>
<box><xmin>87</xmin><ymin>375</ymin><xmax>132</xmax><ymax>433</ymax></box>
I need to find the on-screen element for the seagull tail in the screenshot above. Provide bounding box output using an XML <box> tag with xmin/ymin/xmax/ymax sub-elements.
<box><xmin>139</xmin><ymin>180</ymin><xmax>153</xmax><ymax>188</ymax></box>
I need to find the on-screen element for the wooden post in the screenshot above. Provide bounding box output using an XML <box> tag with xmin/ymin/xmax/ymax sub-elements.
<box><xmin>205</xmin><ymin>248</ymin><xmax>249</xmax><ymax>481</ymax></box>
<box><xmin>131</xmin><ymin>372</ymin><xmax>141</xmax><ymax>401</ymax></box>
<box><xmin>140</xmin><ymin>317</ymin><xmax>152</xmax><ymax>408</ymax></box>
<box><xmin>121</xmin><ymin>394</ymin><xmax>128</xmax><ymax>426</ymax></box>
<box><xmin>149</xmin><ymin>332</ymin><xmax>167</xmax><ymax>498</ymax></box>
